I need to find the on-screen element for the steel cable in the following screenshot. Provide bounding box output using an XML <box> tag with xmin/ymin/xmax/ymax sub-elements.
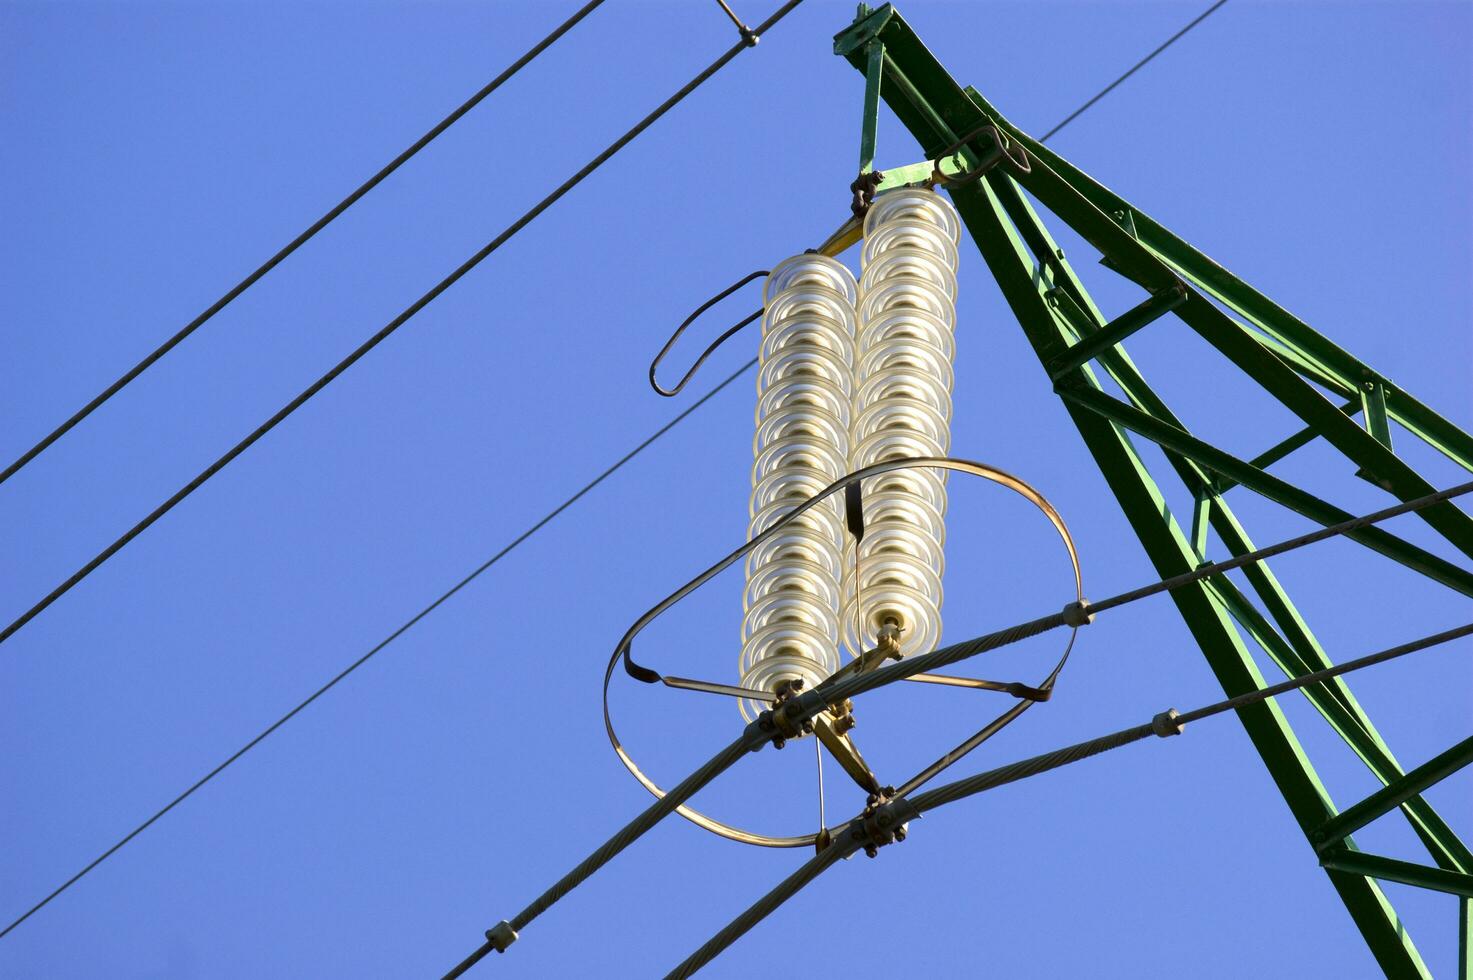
<box><xmin>0</xmin><ymin>0</ymin><xmax>805</xmax><ymax>648</ymax></box>
<box><xmin>442</xmin><ymin>733</ymin><xmax>758</xmax><ymax>979</ymax></box>
<box><xmin>0</xmin><ymin>0</ymin><xmax>807</xmax><ymax>942</ymax></box>
<box><xmin>8</xmin><ymin>0</ymin><xmax>1229</xmax><ymax>909</ymax></box>
<box><xmin>0</xmin><ymin>0</ymin><xmax>608</xmax><ymax>487</ymax></box>
<box><xmin>1083</xmin><ymin>478</ymin><xmax>1473</xmax><ymax>617</ymax></box>
<box><xmin>1039</xmin><ymin>0</ymin><xmax>1230</xmax><ymax>142</ymax></box>
<box><xmin>665</xmin><ymin>842</ymin><xmax>852</xmax><ymax>979</ymax></box>
<box><xmin>817</xmin><ymin>479</ymin><xmax>1473</xmax><ymax>712</ymax></box>
<box><xmin>454</xmin><ymin>479</ymin><xmax>1473</xmax><ymax>973</ymax></box>
<box><xmin>9</xmin><ymin>0</ymin><xmax>1378</xmax><ymax>960</ymax></box>
<box><xmin>665</xmin><ymin>620</ymin><xmax>1473</xmax><ymax>976</ymax></box>
<box><xmin>0</xmin><ymin>356</ymin><xmax>756</xmax><ymax>941</ymax></box>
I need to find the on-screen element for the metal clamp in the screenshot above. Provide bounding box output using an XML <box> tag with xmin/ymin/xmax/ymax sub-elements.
<box><xmin>857</xmin><ymin>791</ymin><xmax>914</xmax><ymax>857</ymax></box>
<box><xmin>766</xmin><ymin>682</ymin><xmax>819</xmax><ymax>748</ymax></box>
<box><xmin>932</xmin><ymin>124</ymin><xmax>1031</xmax><ymax>188</ymax></box>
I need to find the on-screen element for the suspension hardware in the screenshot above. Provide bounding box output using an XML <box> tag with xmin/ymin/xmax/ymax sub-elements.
<box><xmin>856</xmin><ymin>788</ymin><xmax>912</xmax><ymax>857</ymax></box>
<box><xmin>931</xmin><ymin>123</ymin><xmax>1030</xmax><ymax>187</ymax></box>
<box><xmin>849</xmin><ymin>169</ymin><xmax>886</xmax><ymax>218</ymax></box>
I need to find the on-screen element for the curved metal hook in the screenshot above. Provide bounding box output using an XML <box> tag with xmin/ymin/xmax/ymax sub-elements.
<box><xmin>648</xmin><ymin>270</ymin><xmax>768</xmax><ymax>397</ymax></box>
<box><xmin>932</xmin><ymin>123</ymin><xmax>1031</xmax><ymax>188</ymax></box>
<box><xmin>603</xmin><ymin>455</ymin><xmax>1083</xmax><ymax>848</ymax></box>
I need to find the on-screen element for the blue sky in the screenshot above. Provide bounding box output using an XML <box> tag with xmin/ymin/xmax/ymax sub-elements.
<box><xmin>2</xmin><ymin>1</ymin><xmax>1469</xmax><ymax>976</ymax></box>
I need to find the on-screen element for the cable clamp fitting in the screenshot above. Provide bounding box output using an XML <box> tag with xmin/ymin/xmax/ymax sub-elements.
<box><xmin>855</xmin><ymin>791</ymin><xmax>913</xmax><ymax>858</ymax></box>
<box><xmin>485</xmin><ymin>920</ymin><xmax>518</xmax><ymax>953</ymax></box>
<box><xmin>766</xmin><ymin>685</ymin><xmax>823</xmax><ymax>747</ymax></box>
<box><xmin>1062</xmin><ymin>599</ymin><xmax>1094</xmax><ymax>627</ymax></box>
<box><xmin>1151</xmin><ymin>708</ymin><xmax>1185</xmax><ymax>738</ymax></box>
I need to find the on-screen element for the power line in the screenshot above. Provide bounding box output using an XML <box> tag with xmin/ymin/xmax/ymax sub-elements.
<box><xmin>2</xmin><ymin>0</ymin><xmax>1229</xmax><ymax>940</ymax></box>
<box><xmin>666</xmin><ymin>621</ymin><xmax>1473</xmax><ymax>978</ymax></box>
<box><xmin>0</xmin><ymin>0</ymin><xmax>608</xmax><ymax>488</ymax></box>
<box><xmin>439</xmin><ymin>480</ymin><xmax>1473</xmax><ymax>975</ymax></box>
<box><xmin>0</xmin><ymin>0</ymin><xmax>804</xmax><ymax>648</ymax></box>
<box><xmin>0</xmin><ymin>356</ymin><xmax>757</xmax><ymax>942</ymax></box>
<box><xmin>1039</xmin><ymin>0</ymin><xmax>1230</xmax><ymax>142</ymax></box>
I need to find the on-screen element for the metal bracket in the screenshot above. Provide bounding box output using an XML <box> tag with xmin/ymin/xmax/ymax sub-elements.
<box><xmin>859</xmin><ymin>38</ymin><xmax>885</xmax><ymax>174</ymax></box>
<box><xmin>813</xmin><ymin>704</ymin><xmax>883</xmax><ymax>795</ymax></box>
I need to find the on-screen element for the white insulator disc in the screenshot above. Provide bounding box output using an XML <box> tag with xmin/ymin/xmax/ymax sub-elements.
<box><xmin>766</xmin><ymin>254</ymin><xmax>859</xmax><ymax>306</ymax></box>
<box><xmin>864</xmin><ymin>188</ymin><xmax>962</xmax><ymax>243</ymax></box>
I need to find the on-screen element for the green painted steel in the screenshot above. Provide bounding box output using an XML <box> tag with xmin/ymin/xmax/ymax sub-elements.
<box><xmin>1314</xmin><ymin>736</ymin><xmax>1473</xmax><ymax>853</ymax></box>
<box><xmin>1055</xmin><ymin>383</ymin><xmax>1473</xmax><ymax>596</ymax></box>
<box><xmin>836</xmin><ymin>5</ymin><xmax>1472</xmax><ymax>975</ymax></box>
<box><xmin>1218</xmin><ymin>396</ymin><xmax>1360</xmax><ymax>494</ymax></box>
<box><xmin>858</xmin><ymin>38</ymin><xmax>884</xmax><ymax>174</ymax></box>
<box><xmin>1462</xmin><ymin>898</ymin><xmax>1471</xmax><ymax>980</ymax></box>
<box><xmin>1320</xmin><ymin>851</ymin><xmax>1473</xmax><ymax>901</ymax></box>
<box><xmin>1045</xmin><ymin>284</ymin><xmax>1186</xmax><ymax>380</ymax></box>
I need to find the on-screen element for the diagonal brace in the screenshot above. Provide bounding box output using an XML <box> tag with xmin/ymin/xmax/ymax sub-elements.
<box><xmin>1055</xmin><ymin>382</ymin><xmax>1473</xmax><ymax>597</ymax></box>
<box><xmin>1321</xmin><ymin>850</ymin><xmax>1473</xmax><ymax>900</ymax></box>
<box><xmin>1315</xmin><ymin>735</ymin><xmax>1473</xmax><ymax>854</ymax></box>
<box><xmin>1047</xmin><ymin>282</ymin><xmax>1188</xmax><ymax>380</ymax></box>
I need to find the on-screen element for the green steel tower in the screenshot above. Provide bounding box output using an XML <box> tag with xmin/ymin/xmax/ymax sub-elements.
<box><xmin>834</xmin><ymin>6</ymin><xmax>1472</xmax><ymax>976</ymax></box>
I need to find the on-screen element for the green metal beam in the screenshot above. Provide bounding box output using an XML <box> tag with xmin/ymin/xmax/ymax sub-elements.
<box><xmin>1362</xmin><ymin>381</ymin><xmax>1394</xmax><ymax>452</ymax></box>
<box><xmin>978</xmin><ymin>174</ymin><xmax>1472</xmax><ymax>880</ymax></box>
<box><xmin>1055</xmin><ymin>382</ymin><xmax>1473</xmax><ymax>597</ymax></box>
<box><xmin>963</xmin><ymin>160</ymin><xmax>1428</xmax><ymax>978</ymax></box>
<box><xmin>1198</xmin><ymin>498</ymin><xmax>1473</xmax><ymax>877</ymax></box>
<box><xmin>967</xmin><ymin>75</ymin><xmax>1473</xmax><ymax>557</ymax></box>
<box><xmin>1011</xmin><ymin>234</ymin><xmax>1473</xmax><ymax>878</ymax></box>
<box><xmin>1321</xmin><ymin>850</ymin><xmax>1473</xmax><ymax>900</ymax></box>
<box><xmin>1036</xmin><ymin>223</ymin><xmax>1473</xmax><ymax>877</ymax></box>
<box><xmin>1046</xmin><ymin>283</ymin><xmax>1187</xmax><ymax>380</ymax></box>
<box><xmin>1208</xmin><ymin>574</ymin><xmax>1473</xmax><ymax>874</ymax></box>
<box><xmin>1172</xmin><ymin>295</ymin><xmax>1473</xmax><ymax>559</ymax></box>
<box><xmin>1315</xmin><ymin>736</ymin><xmax>1473</xmax><ymax>853</ymax></box>
<box><xmin>1462</xmin><ymin>898</ymin><xmax>1471</xmax><ymax>980</ymax></box>
<box><xmin>858</xmin><ymin>39</ymin><xmax>884</xmax><ymax>174</ymax></box>
<box><xmin>873</xmin><ymin>154</ymin><xmax>968</xmax><ymax>192</ymax></box>
<box><xmin>953</xmin><ymin>79</ymin><xmax>1473</xmax><ymax>475</ymax></box>
<box><xmin>1215</xmin><ymin>397</ymin><xmax>1361</xmax><ymax>495</ymax></box>
<box><xmin>979</xmin><ymin>89</ymin><xmax>1473</xmax><ymax>885</ymax></box>
<box><xmin>836</xmin><ymin>6</ymin><xmax>1473</xmax><ymax>973</ymax></box>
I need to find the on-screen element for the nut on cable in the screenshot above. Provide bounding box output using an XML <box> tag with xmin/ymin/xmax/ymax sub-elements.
<box><xmin>1063</xmin><ymin>599</ymin><xmax>1094</xmax><ymax>627</ymax></box>
<box><xmin>485</xmin><ymin>920</ymin><xmax>518</xmax><ymax>953</ymax></box>
<box><xmin>1152</xmin><ymin>708</ymin><xmax>1185</xmax><ymax>738</ymax></box>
